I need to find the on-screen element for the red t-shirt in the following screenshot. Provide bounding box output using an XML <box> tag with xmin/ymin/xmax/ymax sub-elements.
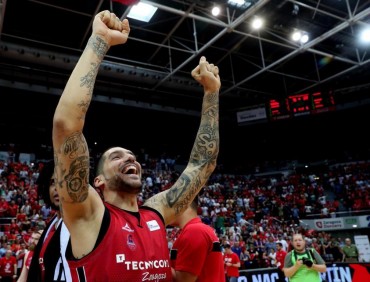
<box><xmin>170</xmin><ymin>217</ymin><xmax>225</xmax><ymax>281</ymax></box>
<box><xmin>224</xmin><ymin>252</ymin><xmax>240</xmax><ymax>278</ymax></box>
<box><xmin>67</xmin><ymin>203</ymin><xmax>172</xmax><ymax>282</ymax></box>
<box><xmin>276</xmin><ymin>249</ymin><xmax>287</xmax><ymax>269</ymax></box>
<box><xmin>0</xmin><ymin>255</ymin><xmax>16</xmax><ymax>277</ymax></box>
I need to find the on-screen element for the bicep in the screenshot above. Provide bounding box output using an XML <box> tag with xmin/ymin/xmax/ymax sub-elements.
<box><xmin>313</xmin><ymin>250</ymin><xmax>325</xmax><ymax>264</ymax></box>
<box><xmin>284</xmin><ymin>253</ymin><xmax>292</xmax><ymax>268</ymax></box>
<box><xmin>53</xmin><ymin>132</ymin><xmax>93</xmax><ymax>214</ymax></box>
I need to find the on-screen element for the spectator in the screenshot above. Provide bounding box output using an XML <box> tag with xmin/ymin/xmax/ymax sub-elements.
<box><xmin>0</xmin><ymin>249</ymin><xmax>17</xmax><ymax>282</ymax></box>
<box><xmin>240</xmin><ymin>249</ymin><xmax>252</xmax><ymax>270</ymax></box>
<box><xmin>15</xmin><ymin>243</ymin><xmax>27</xmax><ymax>279</ymax></box>
<box><xmin>283</xmin><ymin>234</ymin><xmax>326</xmax><ymax>282</ymax></box>
<box><xmin>224</xmin><ymin>243</ymin><xmax>240</xmax><ymax>282</ymax></box>
<box><xmin>276</xmin><ymin>234</ymin><xmax>289</xmax><ymax>252</ymax></box>
<box><xmin>341</xmin><ymin>238</ymin><xmax>359</xmax><ymax>262</ymax></box>
<box><xmin>17</xmin><ymin>230</ymin><xmax>43</xmax><ymax>282</ymax></box>
<box><xmin>268</xmin><ymin>248</ymin><xmax>277</xmax><ymax>267</ymax></box>
<box><xmin>275</xmin><ymin>242</ymin><xmax>287</xmax><ymax>282</ymax></box>
<box><xmin>0</xmin><ymin>243</ymin><xmax>9</xmax><ymax>258</ymax></box>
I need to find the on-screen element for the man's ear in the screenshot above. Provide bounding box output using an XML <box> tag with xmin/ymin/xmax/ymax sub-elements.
<box><xmin>94</xmin><ymin>176</ymin><xmax>103</xmax><ymax>189</ymax></box>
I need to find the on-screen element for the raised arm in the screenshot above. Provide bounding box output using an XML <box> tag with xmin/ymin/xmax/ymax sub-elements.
<box><xmin>144</xmin><ymin>56</ymin><xmax>220</xmax><ymax>225</ymax></box>
<box><xmin>52</xmin><ymin>10</ymin><xmax>130</xmax><ymax>253</ymax></box>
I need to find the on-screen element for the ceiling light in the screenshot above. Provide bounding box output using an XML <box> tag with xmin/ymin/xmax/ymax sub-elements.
<box><xmin>127</xmin><ymin>2</ymin><xmax>158</xmax><ymax>22</ymax></box>
<box><xmin>292</xmin><ymin>30</ymin><xmax>302</xmax><ymax>41</ymax></box>
<box><xmin>291</xmin><ymin>30</ymin><xmax>309</xmax><ymax>44</ymax></box>
<box><xmin>228</xmin><ymin>0</ymin><xmax>253</xmax><ymax>9</ymax></box>
<box><xmin>212</xmin><ymin>6</ymin><xmax>221</xmax><ymax>16</ymax></box>
<box><xmin>301</xmin><ymin>34</ymin><xmax>309</xmax><ymax>43</ymax></box>
<box><xmin>228</xmin><ymin>0</ymin><xmax>245</xmax><ymax>4</ymax></box>
<box><xmin>360</xmin><ymin>28</ymin><xmax>370</xmax><ymax>43</ymax></box>
<box><xmin>251</xmin><ymin>17</ymin><xmax>263</xmax><ymax>30</ymax></box>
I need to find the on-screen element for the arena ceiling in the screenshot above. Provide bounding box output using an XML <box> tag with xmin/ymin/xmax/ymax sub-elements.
<box><xmin>1</xmin><ymin>0</ymin><xmax>370</xmax><ymax>117</ymax></box>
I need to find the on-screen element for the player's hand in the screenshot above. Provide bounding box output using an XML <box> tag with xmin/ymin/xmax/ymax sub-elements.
<box><xmin>191</xmin><ymin>56</ymin><xmax>221</xmax><ymax>94</ymax></box>
<box><xmin>93</xmin><ymin>10</ymin><xmax>130</xmax><ymax>46</ymax></box>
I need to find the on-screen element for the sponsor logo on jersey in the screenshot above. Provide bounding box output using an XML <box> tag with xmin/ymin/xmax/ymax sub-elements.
<box><xmin>115</xmin><ymin>254</ymin><xmax>170</xmax><ymax>271</ymax></box>
<box><xmin>127</xmin><ymin>234</ymin><xmax>136</xmax><ymax>250</ymax></box>
<box><xmin>142</xmin><ymin>271</ymin><xmax>167</xmax><ymax>281</ymax></box>
<box><xmin>146</xmin><ymin>220</ymin><xmax>160</xmax><ymax>231</ymax></box>
<box><xmin>122</xmin><ymin>223</ymin><xmax>135</xmax><ymax>232</ymax></box>
<box><xmin>116</xmin><ymin>254</ymin><xmax>125</xmax><ymax>263</ymax></box>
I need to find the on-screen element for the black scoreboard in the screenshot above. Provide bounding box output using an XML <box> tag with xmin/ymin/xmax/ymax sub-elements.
<box><xmin>268</xmin><ymin>91</ymin><xmax>335</xmax><ymax>120</ymax></box>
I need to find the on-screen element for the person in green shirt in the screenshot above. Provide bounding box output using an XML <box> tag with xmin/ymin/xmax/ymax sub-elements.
<box><xmin>283</xmin><ymin>234</ymin><xmax>327</xmax><ymax>282</ymax></box>
<box><xmin>341</xmin><ymin>238</ymin><xmax>359</xmax><ymax>262</ymax></box>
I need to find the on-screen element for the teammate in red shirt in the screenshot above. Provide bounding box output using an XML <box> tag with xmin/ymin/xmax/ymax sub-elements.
<box><xmin>224</xmin><ymin>244</ymin><xmax>240</xmax><ymax>282</ymax></box>
<box><xmin>170</xmin><ymin>197</ymin><xmax>225</xmax><ymax>281</ymax></box>
<box><xmin>52</xmin><ymin>10</ymin><xmax>220</xmax><ymax>282</ymax></box>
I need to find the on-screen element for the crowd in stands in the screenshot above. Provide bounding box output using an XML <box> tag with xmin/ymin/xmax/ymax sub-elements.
<box><xmin>0</xmin><ymin>151</ymin><xmax>368</xmax><ymax>276</ymax></box>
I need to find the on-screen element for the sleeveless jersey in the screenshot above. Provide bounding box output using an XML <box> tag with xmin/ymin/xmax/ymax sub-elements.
<box><xmin>67</xmin><ymin>203</ymin><xmax>172</xmax><ymax>282</ymax></box>
<box><xmin>27</xmin><ymin>215</ymin><xmax>71</xmax><ymax>282</ymax></box>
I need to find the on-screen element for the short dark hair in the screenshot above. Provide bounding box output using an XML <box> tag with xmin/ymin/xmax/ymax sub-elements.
<box><xmin>36</xmin><ymin>160</ymin><xmax>55</xmax><ymax>207</ymax></box>
<box><xmin>224</xmin><ymin>243</ymin><xmax>231</xmax><ymax>249</ymax></box>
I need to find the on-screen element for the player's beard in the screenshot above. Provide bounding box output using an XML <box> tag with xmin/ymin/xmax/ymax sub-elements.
<box><xmin>106</xmin><ymin>172</ymin><xmax>142</xmax><ymax>194</ymax></box>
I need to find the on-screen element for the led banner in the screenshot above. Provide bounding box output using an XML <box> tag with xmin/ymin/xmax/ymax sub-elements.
<box><xmin>238</xmin><ymin>263</ymin><xmax>370</xmax><ymax>282</ymax></box>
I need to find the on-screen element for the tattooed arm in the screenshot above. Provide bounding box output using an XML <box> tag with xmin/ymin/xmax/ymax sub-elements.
<box><xmin>52</xmin><ymin>11</ymin><xmax>130</xmax><ymax>258</ymax></box>
<box><xmin>144</xmin><ymin>56</ymin><xmax>220</xmax><ymax>225</ymax></box>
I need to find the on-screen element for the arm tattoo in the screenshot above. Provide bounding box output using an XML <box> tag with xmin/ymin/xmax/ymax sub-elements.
<box><xmin>87</xmin><ymin>36</ymin><xmax>108</xmax><ymax>60</ymax></box>
<box><xmin>64</xmin><ymin>156</ymin><xmax>89</xmax><ymax>202</ymax></box>
<box><xmin>76</xmin><ymin>36</ymin><xmax>108</xmax><ymax>119</ymax></box>
<box><xmin>190</xmin><ymin>94</ymin><xmax>219</xmax><ymax>164</ymax></box>
<box><xmin>80</xmin><ymin>62</ymin><xmax>99</xmax><ymax>97</ymax></box>
<box><xmin>166</xmin><ymin>174</ymin><xmax>191</xmax><ymax>207</ymax></box>
<box><xmin>60</xmin><ymin>132</ymin><xmax>90</xmax><ymax>203</ymax></box>
<box><xmin>77</xmin><ymin>62</ymin><xmax>99</xmax><ymax>120</ymax></box>
<box><xmin>165</xmin><ymin>91</ymin><xmax>219</xmax><ymax>215</ymax></box>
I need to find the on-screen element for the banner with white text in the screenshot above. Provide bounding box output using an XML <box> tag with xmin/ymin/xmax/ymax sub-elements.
<box><xmin>238</xmin><ymin>263</ymin><xmax>369</xmax><ymax>282</ymax></box>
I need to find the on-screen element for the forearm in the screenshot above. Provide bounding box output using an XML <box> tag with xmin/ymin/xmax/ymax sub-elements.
<box><xmin>312</xmin><ymin>263</ymin><xmax>327</xmax><ymax>273</ymax></box>
<box><xmin>283</xmin><ymin>265</ymin><xmax>299</xmax><ymax>278</ymax></box>
<box><xmin>147</xmin><ymin>57</ymin><xmax>220</xmax><ymax>222</ymax></box>
<box><xmin>189</xmin><ymin>91</ymin><xmax>219</xmax><ymax>170</ymax></box>
<box><xmin>169</xmin><ymin>92</ymin><xmax>219</xmax><ymax>214</ymax></box>
<box><xmin>54</xmin><ymin>35</ymin><xmax>108</xmax><ymax>131</ymax></box>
